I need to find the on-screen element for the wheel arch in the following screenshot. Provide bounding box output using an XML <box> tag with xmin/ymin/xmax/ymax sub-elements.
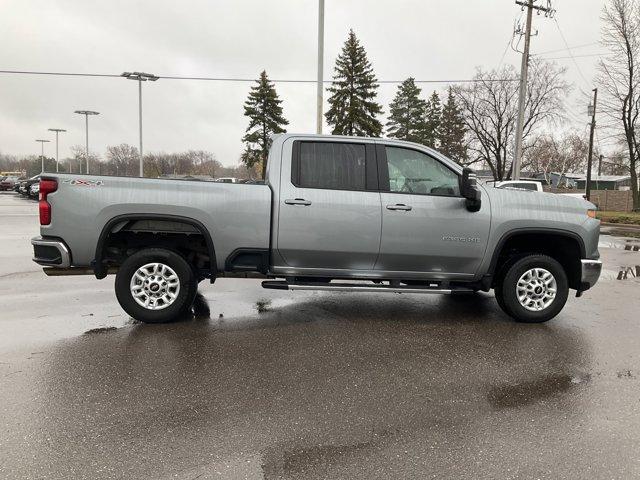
<box><xmin>94</xmin><ymin>213</ymin><xmax>217</xmax><ymax>280</ymax></box>
<box><xmin>488</xmin><ymin>228</ymin><xmax>586</xmax><ymax>290</ymax></box>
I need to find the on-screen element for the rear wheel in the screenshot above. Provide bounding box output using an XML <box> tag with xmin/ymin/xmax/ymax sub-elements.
<box><xmin>115</xmin><ymin>248</ymin><xmax>198</xmax><ymax>323</ymax></box>
<box><xmin>495</xmin><ymin>254</ymin><xmax>568</xmax><ymax>323</ymax></box>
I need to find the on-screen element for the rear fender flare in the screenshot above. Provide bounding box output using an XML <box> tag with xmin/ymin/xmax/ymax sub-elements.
<box><xmin>93</xmin><ymin>213</ymin><xmax>216</xmax><ymax>281</ymax></box>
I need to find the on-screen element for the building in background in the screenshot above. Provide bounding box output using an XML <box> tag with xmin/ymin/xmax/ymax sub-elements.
<box><xmin>575</xmin><ymin>175</ymin><xmax>631</xmax><ymax>191</ymax></box>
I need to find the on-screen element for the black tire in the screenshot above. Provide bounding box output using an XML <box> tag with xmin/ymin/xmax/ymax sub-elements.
<box><xmin>493</xmin><ymin>254</ymin><xmax>524</xmax><ymax>314</ymax></box>
<box><xmin>495</xmin><ymin>254</ymin><xmax>569</xmax><ymax>323</ymax></box>
<box><xmin>115</xmin><ymin>248</ymin><xmax>198</xmax><ymax>323</ymax></box>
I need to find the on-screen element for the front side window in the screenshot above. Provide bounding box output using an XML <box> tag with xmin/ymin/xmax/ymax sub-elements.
<box><xmin>385</xmin><ymin>147</ymin><xmax>460</xmax><ymax>196</ymax></box>
<box><xmin>294</xmin><ymin>142</ymin><xmax>366</xmax><ymax>191</ymax></box>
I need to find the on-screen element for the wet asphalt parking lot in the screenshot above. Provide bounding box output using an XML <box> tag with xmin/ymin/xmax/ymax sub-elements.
<box><xmin>1</xmin><ymin>191</ymin><xmax>639</xmax><ymax>479</ymax></box>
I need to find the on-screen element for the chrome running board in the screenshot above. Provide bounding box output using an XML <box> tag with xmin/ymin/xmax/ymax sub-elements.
<box><xmin>262</xmin><ymin>280</ymin><xmax>473</xmax><ymax>295</ymax></box>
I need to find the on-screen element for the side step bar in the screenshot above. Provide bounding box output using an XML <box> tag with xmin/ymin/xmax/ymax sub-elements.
<box><xmin>262</xmin><ymin>280</ymin><xmax>473</xmax><ymax>295</ymax></box>
<box><xmin>43</xmin><ymin>266</ymin><xmax>118</xmax><ymax>276</ymax></box>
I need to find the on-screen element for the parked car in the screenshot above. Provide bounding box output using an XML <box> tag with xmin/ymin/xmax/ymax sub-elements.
<box><xmin>28</xmin><ymin>182</ymin><xmax>40</xmax><ymax>199</ymax></box>
<box><xmin>214</xmin><ymin>177</ymin><xmax>239</xmax><ymax>183</ymax></box>
<box><xmin>493</xmin><ymin>180</ymin><xmax>544</xmax><ymax>192</ymax></box>
<box><xmin>17</xmin><ymin>176</ymin><xmax>40</xmax><ymax>196</ymax></box>
<box><xmin>31</xmin><ymin>134</ymin><xmax>601</xmax><ymax>325</ymax></box>
<box><xmin>0</xmin><ymin>176</ymin><xmax>20</xmax><ymax>191</ymax></box>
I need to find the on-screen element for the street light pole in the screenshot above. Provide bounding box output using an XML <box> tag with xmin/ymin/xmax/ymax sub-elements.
<box><xmin>121</xmin><ymin>72</ymin><xmax>159</xmax><ymax>177</ymax></box>
<box><xmin>35</xmin><ymin>139</ymin><xmax>50</xmax><ymax>173</ymax></box>
<box><xmin>316</xmin><ymin>0</ymin><xmax>325</xmax><ymax>134</ymax></box>
<box><xmin>74</xmin><ymin>110</ymin><xmax>99</xmax><ymax>174</ymax></box>
<box><xmin>48</xmin><ymin>128</ymin><xmax>66</xmax><ymax>173</ymax></box>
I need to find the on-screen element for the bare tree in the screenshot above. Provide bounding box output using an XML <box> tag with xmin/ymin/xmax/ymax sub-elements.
<box><xmin>524</xmin><ymin>133</ymin><xmax>590</xmax><ymax>186</ymax></box>
<box><xmin>183</xmin><ymin>150</ymin><xmax>222</xmax><ymax>177</ymax></box>
<box><xmin>105</xmin><ymin>144</ymin><xmax>139</xmax><ymax>176</ymax></box>
<box><xmin>455</xmin><ymin>61</ymin><xmax>570</xmax><ymax>180</ymax></box>
<box><xmin>601</xmin><ymin>150</ymin><xmax>632</xmax><ymax>175</ymax></box>
<box><xmin>597</xmin><ymin>0</ymin><xmax>640</xmax><ymax>210</ymax></box>
<box><xmin>69</xmin><ymin>144</ymin><xmax>100</xmax><ymax>174</ymax></box>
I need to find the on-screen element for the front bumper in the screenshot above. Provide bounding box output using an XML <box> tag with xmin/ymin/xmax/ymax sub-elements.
<box><xmin>579</xmin><ymin>259</ymin><xmax>602</xmax><ymax>291</ymax></box>
<box><xmin>31</xmin><ymin>236</ymin><xmax>71</xmax><ymax>268</ymax></box>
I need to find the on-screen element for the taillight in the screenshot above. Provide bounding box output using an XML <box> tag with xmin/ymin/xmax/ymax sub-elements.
<box><xmin>39</xmin><ymin>179</ymin><xmax>58</xmax><ymax>225</ymax></box>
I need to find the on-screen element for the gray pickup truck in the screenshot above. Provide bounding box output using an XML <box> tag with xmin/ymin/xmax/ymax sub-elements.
<box><xmin>31</xmin><ymin>134</ymin><xmax>601</xmax><ymax>324</ymax></box>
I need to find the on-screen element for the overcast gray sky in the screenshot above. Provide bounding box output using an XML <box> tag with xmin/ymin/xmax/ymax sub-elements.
<box><xmin>0</xmin><ymin>0</ymin><xmax>605</xmax><ymax>166</ymax></box>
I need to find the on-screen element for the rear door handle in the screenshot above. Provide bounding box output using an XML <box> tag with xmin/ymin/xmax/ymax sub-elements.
<box><xmin>386</xmin><ymin>203</ymin><xmax>412</xmax><ymax>211</ymax></box>
<box><xmin>284</xmin><ymin>198</ymin><xmax>312</xmax><ymax>206</ymax></box>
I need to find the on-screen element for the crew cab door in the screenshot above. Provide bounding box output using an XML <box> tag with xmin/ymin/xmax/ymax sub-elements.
<box><xmin>375</xmin><ymin>144</ymin><xmax>490</xmax><ymax>277</ymax></box>
<box><xmin>276</xmin><ymin>138</ymin><xmax>381</xmax><ymax>270</ymax></box>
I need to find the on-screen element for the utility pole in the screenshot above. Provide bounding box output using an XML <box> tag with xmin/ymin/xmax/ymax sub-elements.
<box><xmin>316</xmin><ymin>0</ymin><xmax>325</xmax><ymax>134</ymax></box>
<box><xmin>586</xmin><ymin>87</ymin><xmax>598</xmax><ymax>201</ymax></box>
<box><xmin>121</xmin><ymin>72</ymin><xmax>159</xmax><ymax>177</ymax></box>
<box><xmin>598</xmin><ymin>154</ymin><xmax>603</xmax><ymax>176</ymax></box>
<box><xmin>35</xmin><ymin>139</ymin><xmax>50</xmax><ymax>173</ymax></box>
<box><xmin>512</xmin><ymin>0</ymin><xmax>554</xmax><ymax>180</ymax></box>
<box><xmin>74</xmin><ymin>110</ymin><xmax>100</xmax><ymax>174</ymax></box>
<box><xmin>48</xmin><ymin>128</ymin><xmax>66</xmax><ymax>173</ymax></box>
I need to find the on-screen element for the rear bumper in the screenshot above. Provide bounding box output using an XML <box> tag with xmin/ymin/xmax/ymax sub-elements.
<box><xmin>31</xmin><ymin>236</ymin><xmax>71</xmax><ymax>268</ymax></box>
<box><xmin>579</xmin><ymin>259</ymin><xmax>602</xmax><ymax>291</ymax></box>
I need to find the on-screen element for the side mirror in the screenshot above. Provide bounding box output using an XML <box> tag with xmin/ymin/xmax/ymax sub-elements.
<box><xmin>461</xmin><ymin>167</ymin><xmax>482</xmax><ymax>212</ymax></box>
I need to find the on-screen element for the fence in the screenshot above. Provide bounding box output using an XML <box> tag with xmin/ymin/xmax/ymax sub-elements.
<box><xmin>543</xmin><ymin>188</ymin><xmax>634</xmax><ymax>212</ymax></box>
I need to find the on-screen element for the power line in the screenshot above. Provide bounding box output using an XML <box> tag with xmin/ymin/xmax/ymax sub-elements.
<box><xmin>534</xmin><ymin>42</ymin><xmax>600</xmax><ymax>56</ymax></box>
<box><xmin>0</xmin><ymin>70</ymin><xmax>518</xmax><ymax>83</ymax></box>
<box><xmin>0</xmin><ymin>69</ymin><xmax>518</xmax><ymax>84</ymax></box>
<box><xmin>0</xmin><ymin>70</ymin><xmax>120</xmax><ymax>78</ymax></box>
<box><xmin>552</xmin><ymin>17</ymin><xmax>591</xmax><ymax>88</ymax></box>
<box><xmin>498</xmin><ymin>29</ymin><xmax>517</xmax><ymax>67</ymax></box>
<box><xmin>537</xmin><ymin>53</ymin><xmax>604</xmax><ymax>60</ymax></box>
<box><xmin>499</xmin><ymin>11</ymin><xmax>524</xmax><ymax>65</ymax></box>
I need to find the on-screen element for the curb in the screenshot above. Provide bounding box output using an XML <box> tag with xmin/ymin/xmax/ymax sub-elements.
<box><xmin>600</xmin><ymin>222</ymin><xmax>640</xmax><ymax>230</ymax></box>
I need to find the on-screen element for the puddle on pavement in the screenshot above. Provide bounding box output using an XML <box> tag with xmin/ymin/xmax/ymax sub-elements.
<box><xmin>616</xmin><ymin>266</ymin><xmax>640</xmax><ymax>280</ymax></box>
<box><xmin>261</xmin><ymin>438</ymin><xmax>381</xmax><ymax>478</ymax></box>
<box><xmin>599</xmin><ymin>237</ymin><xmax>640</xmax><ymax>249</ymax></box>
<box><xmin>487</xmin><ymin>372</ymin><xmax>591</xmax><ymax>409</ymax></box>
<box><xmin>83</xmin><ymin>326</ymin><xmax>118</xmax><ymax>335</ymax></box>
<box><xmin>600</xmin><ymin>225</ymin><xmax>640</xmax><ymax>240</ymax></box>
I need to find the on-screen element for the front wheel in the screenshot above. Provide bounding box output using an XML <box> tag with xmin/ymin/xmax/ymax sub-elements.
<box><xmin>115</xmin><ymin>248</ymin><xmax>198</xmax><ymax>323</ymax></box>
<box><xmin>495</xmin><ymin>254</ymin><xmax>569</xmax><ymax>323</ymax></box>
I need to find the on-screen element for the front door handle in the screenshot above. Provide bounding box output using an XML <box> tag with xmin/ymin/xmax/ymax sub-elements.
<box><xmin>284</xmin><ymin>198</ymin><xmax>312</xmax><ymax>206</ymax></box>
<box><xmin>386</xmin><ymin>203</ymin><xmax>412</xmax><ymax>211</ymax></box>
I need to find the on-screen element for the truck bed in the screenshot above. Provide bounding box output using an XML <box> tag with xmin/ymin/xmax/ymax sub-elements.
<box><xmin>41</xmin><ymin>174</ymin><xmax>272</xmax><ymax>270</ymax></box>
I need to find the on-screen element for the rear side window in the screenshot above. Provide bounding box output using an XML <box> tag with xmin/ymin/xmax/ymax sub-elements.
<box><xmin>292</xmin><ymin>142</ymin><xmax>367</xmax><ymax>191</ymax></box>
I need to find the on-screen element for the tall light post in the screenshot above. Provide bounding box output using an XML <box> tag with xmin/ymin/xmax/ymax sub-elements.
<box><xmin>48</xmin><ymin>128</ymin><xmax>66</xmax><ymax>173</ymax></box>
<box><xmin>35</xmin><ymin>139</ymin><xmax>50</xmax><ymax>173</ymax></box>
<box><xmin>121</xmin><ymin>72</ymin><xmax>159</xmax><ymax>177</ymax></box>
<box><xmin>74</xmin><ymin>110</ymin><xmax>99</xmax><ymax>174</ymax></box>
<box><xmin>316</xmin><ymin>0</ymin><xmax>325</xmax><ymax>134</ymax></box>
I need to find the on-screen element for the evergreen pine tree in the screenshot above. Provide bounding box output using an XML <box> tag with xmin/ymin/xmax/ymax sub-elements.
<box><xmin>241</xmin><ymin>70</ymin><xmax>288</xmax><ymax>178</ymax></box>
<box><xmin>386</xmin><ymin>77</ymin><xmax>428</xmax><ymax>143</ymax></box>
<box><xmin>325</xmin><ymin>30</ymin><xmax>383</xmax><ymax>137</ymax></box>
<box><xmin>439</xmin><ymin>87</ymin><xmax>468</xmax><ymax>163</ymax></box>
<box><xmin>422</xmin><ymin>91</ymin><xmax>442</xmax><ymax>148</ymax></box>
